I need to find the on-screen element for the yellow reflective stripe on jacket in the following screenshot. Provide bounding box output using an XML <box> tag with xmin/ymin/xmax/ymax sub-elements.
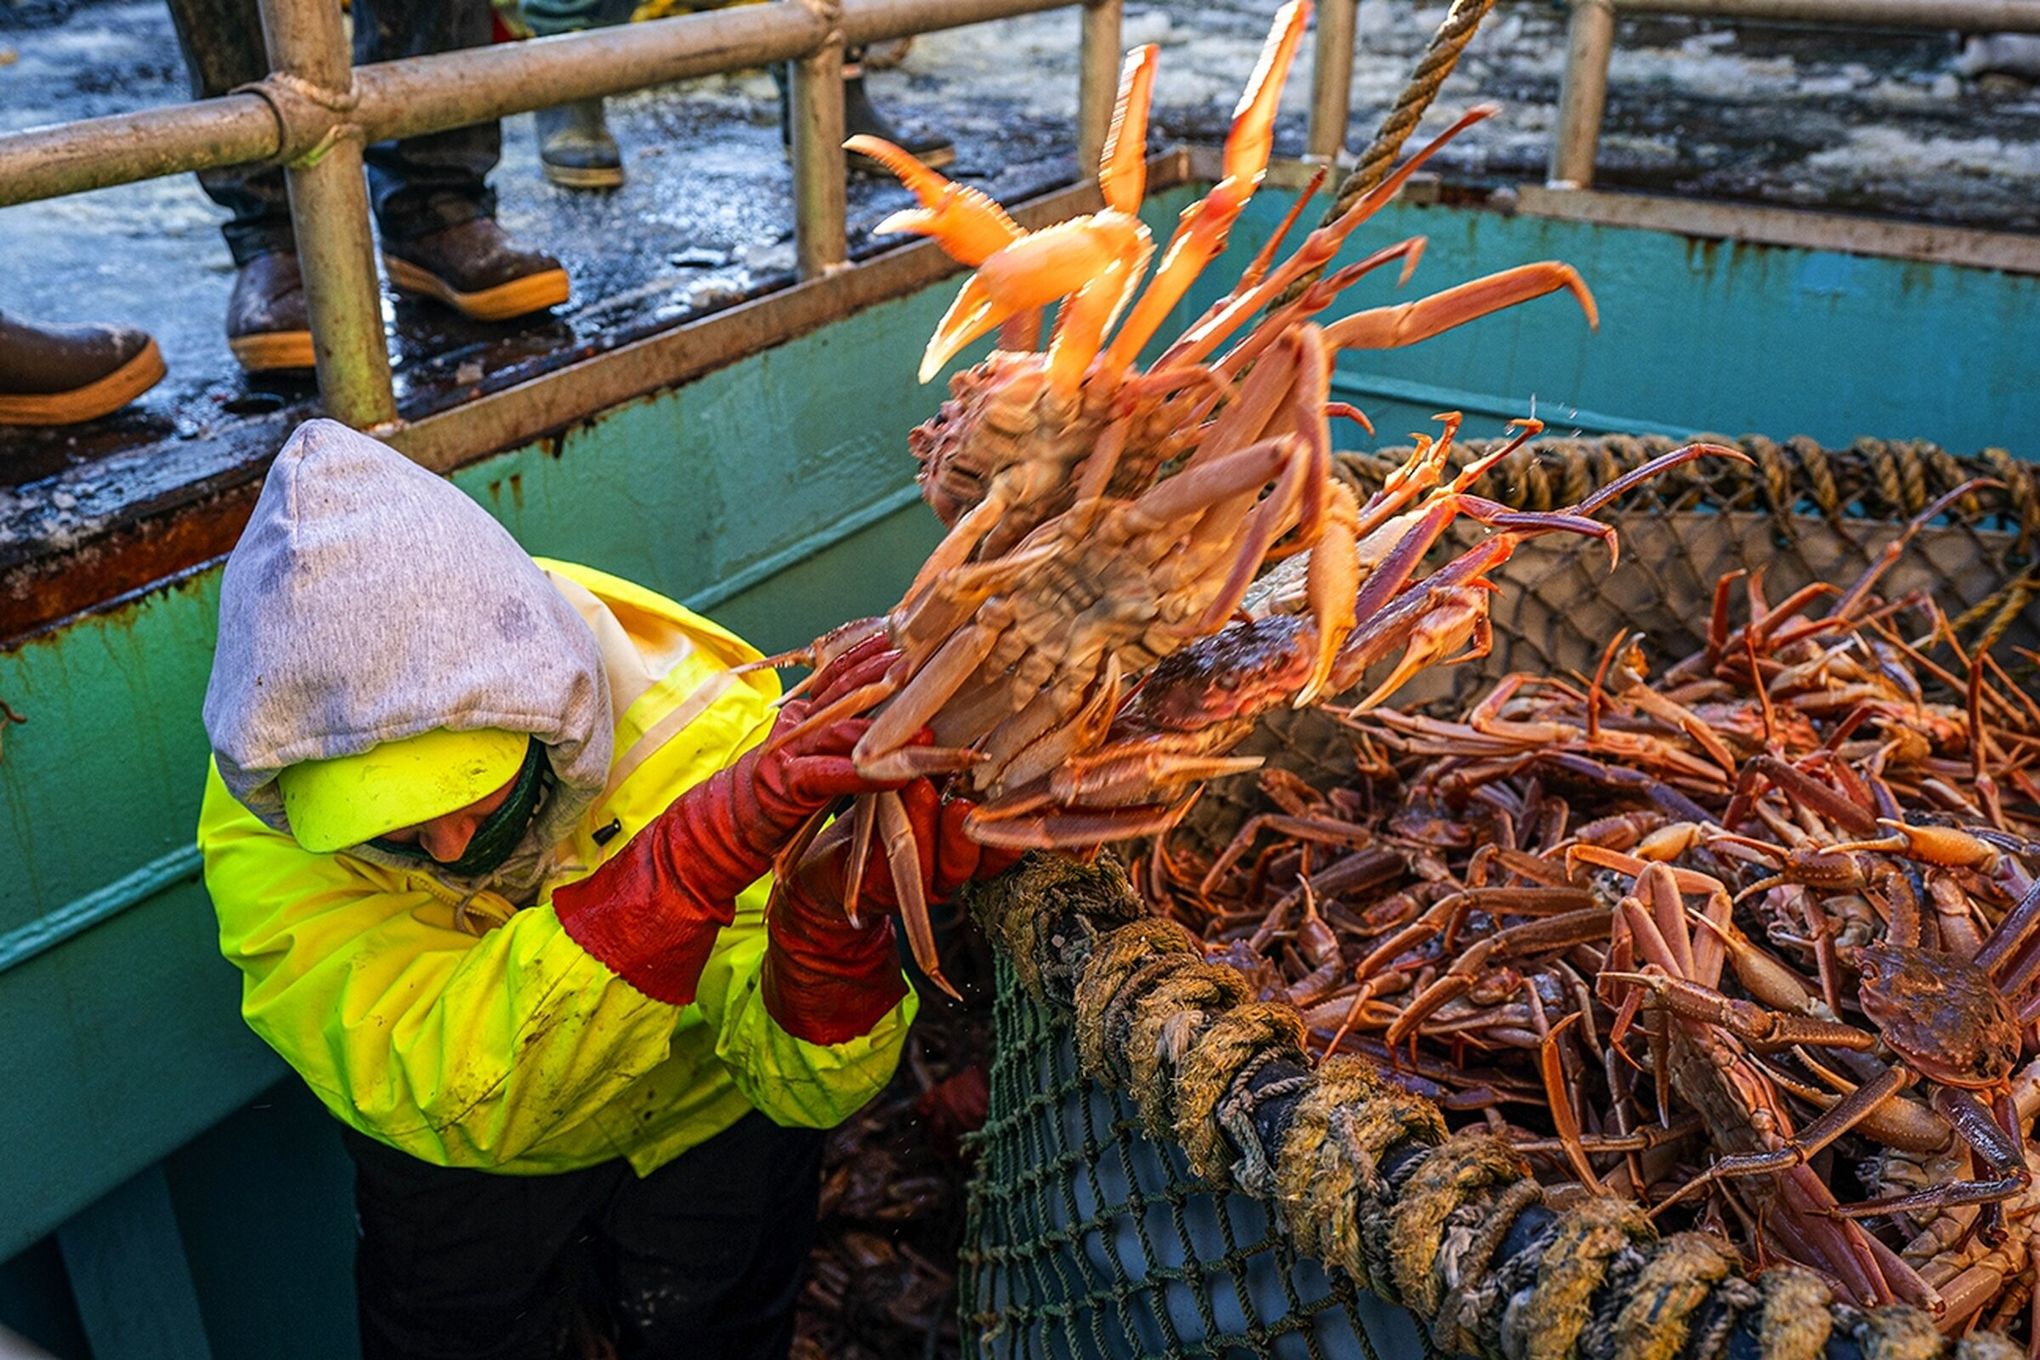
<box><xmin>196</xmin><ymin>560</ymin><xmax>915</xmax><ymax>1174</ymax></box>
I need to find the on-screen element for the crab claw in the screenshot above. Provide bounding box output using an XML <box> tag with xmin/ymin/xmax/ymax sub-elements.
<box><xmin>920</xmin><ymin>214</ymin><xmax>1149</xmax><ymax>384</ymax></box>
<box><xmin>851</xmin><ymin>135</ymin><xmax>1024</xmax><ymax>267</ymax></box>
<box><xmin>1349</xmin><ymin>579</ymin><xmax>1498</xmax><ymax>713</ymax></box>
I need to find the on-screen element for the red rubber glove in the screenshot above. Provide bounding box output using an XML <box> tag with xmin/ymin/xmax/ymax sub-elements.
<box><xmin>762</xmin><ymin>781</ymin><xmax>1024</xmax><ymax>1045</ymax></box>
<box><xmin>553</xmin><ymin>642</ymin><xmax>903</xmax><ymax>1007</ymax></box>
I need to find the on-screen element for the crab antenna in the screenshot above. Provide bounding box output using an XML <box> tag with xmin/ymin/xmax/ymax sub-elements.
<box><xmin>1096</xmin><ymin>0</ymin><xmax>1310</xmax><ymax>380</ymax></box>
<box><xmin>1100</xmin><ymin>46</ymin><xmax>1159</xmax><ymax>215</ymax></box>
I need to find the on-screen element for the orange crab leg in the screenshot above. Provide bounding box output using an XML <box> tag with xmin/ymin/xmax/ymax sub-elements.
<box><xmin>851</xmin><ymin>135</ymin><xmax>1024</xmax><ymax>266</ymax></box>
<box><xmin>876</xmin><ymin>787</ymin><xmax>962</xmax><ymax>1000</ymax></box>
<box><xmin>1349</xmin><ymin>579</ymin><xmax>1497</xmax><ymax>712</ymax></box>
<box><xmin>1049</xmin><ymin>749</ymin><xmax>1266</xmax><ymax>808</ymax></box>
<box><xmin>1099</xmin><ymin>0</ymin><xmax>1311</xmax><ymax>378</ymax></box>
<box><xmin>1295</xmin><ymin>480</ymin><xmax>1361</xmax><ymax>706</ymax></box>
<box><xmin>1321</xmin><ymin>262</ymin><xmax>1599</xmax><ymax>350</ymax></box>
<box><xmin>1156</xmin><ymin>102</ymin><xmax>1498</xmax><ymax>372</ymax></box>
<box><xmin>964</xmin><ymin>790</ymin><xmax>1203</xmax><ymax>850</ymax></box>
<box><xmin>918</xmin><ymin>214</ymin><xmax>1150</xmax><ymax>383</ymax></box>
<box><xmin>1100</xmin><ymin>45</ymin><xmax>1159</xmax><ymax>215</ymax></box>
<box><xmin>1044</xmin><ymin>236</ymin><xmax>1153</xmax><ymax>395</ymax></box>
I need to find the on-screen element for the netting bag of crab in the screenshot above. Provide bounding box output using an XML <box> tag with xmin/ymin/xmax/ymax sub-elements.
<box><xmin>957</xmin><ymin>429</ymin><xmax>2038</xmax><ymax>1360</ymax></box>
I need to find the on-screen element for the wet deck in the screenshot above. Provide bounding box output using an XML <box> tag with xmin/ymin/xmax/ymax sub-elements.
<box><xmin>1</xmin><ymin>0</ymin><xmax>2037</xmax><ymax>622</ymax></box>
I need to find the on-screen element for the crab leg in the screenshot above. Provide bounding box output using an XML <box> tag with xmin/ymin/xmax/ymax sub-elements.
<box><xmin>852</xmin><ymin>626</ymin><xmax>1003</xmax><ymax>779</ymax></box>
<box><xmin>918</xmin><ymin>214</ymin><xmax>1152</xmax><ymax>384</ymax></box>
<box><xmin>1049</xmin><ymin>744</ymin><xmax>1265</xmax><ymax>808</ymax></box>
<box><xmin>1295</xmin><ymin>479</ymin><xmax>1361</xmax><ymax>705</ymax></box>
<box><xmin>964</xmin><ymin>789</ymin><xmax>1203</xmax><ymax>849</ymax></box>
<box><xmin>979</xmin><ymin>652</ymin><xmax>1126</xmax><ymax>791</ymax></box>
<box><xmin>1349</xmin><ymin>579</ymin><xmax>1497</xmax><ymax>712</ymax></box>
<box><xmin>874</xmin><ymin>786</ymin><xmax>961</xmax><ymax>1000</ymax></box>
<box><xmin>1156</xmin><ymin>103</ymin><xmax>1500</xmax><ymax>372</ymax></box>
<box><xmin>1321</xmin><ymin>262</ymin><xmax>1599</xmax><ymax>350</ymax></box>
<box><xmin>1099</xmin><ymin>0</ymin><xmax>1311</xmax><ymax>379</ymax></box>
<box><xmin>1099</xmin><ymin>45</ymin><xmax>1159</xmax><ymax>214</ymax></box>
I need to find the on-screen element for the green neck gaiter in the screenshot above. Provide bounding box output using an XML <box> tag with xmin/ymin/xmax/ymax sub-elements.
<box><xmin>371</xmin><ymin>737</ymin><xmax>551</xmax><ymax>878</ymax></box>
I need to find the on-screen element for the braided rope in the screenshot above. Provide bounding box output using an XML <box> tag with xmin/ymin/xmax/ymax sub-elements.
<box><xmin>969</xmin><ymin>855</ymin><xmax>2022</xmax><ymax>1360</ymax></box>
<box><xmin>1272</xmin><ymin>0</ymin><xmax>1499</xmax><ymax>308</ymax></box>
<box><xmin>1333</xmin><ymin>432</ymin><xmax>2037</xmax><ymax>667</ymax></box>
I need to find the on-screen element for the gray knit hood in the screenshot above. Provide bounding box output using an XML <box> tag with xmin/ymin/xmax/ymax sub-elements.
<box><xmin>204</xmin><ymin>419</ymin><xmax>613</xmax><ymax>896</ymax></box>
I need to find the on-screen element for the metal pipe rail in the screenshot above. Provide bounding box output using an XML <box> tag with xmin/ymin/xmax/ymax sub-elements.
<box><xmin>1551</xmin><ymin>0</ymin><xmax>2040</xmax><ymax>188</ymax></box>
<box><xmin>0</xmin><ymin>0</ymin><xmax>1088</xmax><ymax>426</ymax></box>
<box><xmin>0</xmin><ymin>0</ymin><xmax>1363</xmax><ymax>434</ymax></box>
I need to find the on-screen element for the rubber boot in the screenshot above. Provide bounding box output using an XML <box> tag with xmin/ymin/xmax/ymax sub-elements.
<box><xmin>842</xmin><ymin>67</ymin><xmax>954</xmax><ymax>171</ymax></box>
<box><xmin>0</xmin><ymin>310</ymin><xmax>165</xmax><ymax>426</ymax></box>
<box><xmin>537</xmin><ymin>98</ymin><xmax>625</xmax><ymax>190</ymax></box>
<box><xmin>775</xmin><ymin>56</ymin><xmax>955</xmax><ymax>173</ymax></box>
<box><xmin>225</xmin><ymin>251</ymin><xmax>314</xmax><ymax>374</ymax></box>
<box><xmin>383</xmin><ymin>219</ymin><xmax>571</xmax><ymax>321</ymax></box>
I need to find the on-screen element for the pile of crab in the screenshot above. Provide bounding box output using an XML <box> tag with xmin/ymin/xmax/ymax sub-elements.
<box><xmin>748</xmin><ymin>0</ymin><xmax>2040</xmax><ymax>1337</ymax></box>
<box><xmin>1136</xmin><ymin>505</ymin><xmax>2040</xmax><ymax>1338</ymax></box>
<box><xmin>759</xmin><ymin>0</ymin><xmax>1732</xmax><ymax>997</ymax></box>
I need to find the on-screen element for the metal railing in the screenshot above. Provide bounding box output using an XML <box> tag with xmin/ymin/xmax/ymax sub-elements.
<box><xmin>9</xmin><ymin>0</ymin><xmax>2029</xmax><ymax>432</ymax></box>
<box><xmin>0</xmin><ymin>0</ymin><xmax>1364</xmax><ymax>433</ymax></box>
<box><xmin>1550</xmin><ymin>0</ymin><xmax>2040</xmax><ymax>189</ymax></box>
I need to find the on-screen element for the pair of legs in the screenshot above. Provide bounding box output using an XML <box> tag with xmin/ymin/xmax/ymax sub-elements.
<box><xmin>165</xmin><ymin>0</ymin><xmax>569</xmax><ymax>371</ymax></box>
<box><xmin>344</xmin><ymin>1111</ymin><xmax>825</xmax><ymax>1360</ymax></box>
<box><xmin>517</xmin><ymin>0</ymin><xmax>955</xmax><ymax>190</ymax></box>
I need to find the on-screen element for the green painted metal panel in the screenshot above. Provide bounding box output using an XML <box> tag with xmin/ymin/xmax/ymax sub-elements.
<box><xmin>56</xmin><ymin>1167</ymin><xmax>211</xmax><ymax>1360</ymax></box>
<box><xmin>162</xmin><ymin>1080</ymin><xmax>357</xmax><ymax>1360</ymax></box>
<box><xmin>1173</xmin><ymin>195</ymin><xmax>2039</xmax><ymax>459</ymax></box>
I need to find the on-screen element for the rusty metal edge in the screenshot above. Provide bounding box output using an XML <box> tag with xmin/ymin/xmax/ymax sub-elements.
<box><xmin>0</xmin><ymin>151</ymin><xmax>1189</xmax><ymax>646</ymax></box>
<box><xmin>1219</xmin><ymin>149</ymin><xmax>2040</xmax><ymax>276</ymax></box>
<box><xmin>1516</xmin><ymin>184</ymin><xmax>2040</xmax><ymax>276</ymax></box>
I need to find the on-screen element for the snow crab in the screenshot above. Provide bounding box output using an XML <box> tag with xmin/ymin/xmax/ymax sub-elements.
<box><xmin>756</xmin><ymin>3</ymin><xmax>1712</xmax><ymax>995</ymax></box>
<box><xmin>855</xmin><ymin>0</ymin><xmax>1598</xmax><ymax>579</ymax></box>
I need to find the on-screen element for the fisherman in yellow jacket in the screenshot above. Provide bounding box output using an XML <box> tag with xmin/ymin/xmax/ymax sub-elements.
<box><xmin>197</xmin><ymin>418</ymin><xmax>1003</xmax><ymax>1358</ymax></box>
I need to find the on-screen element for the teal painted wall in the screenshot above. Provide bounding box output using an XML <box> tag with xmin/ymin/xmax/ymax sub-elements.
<box><xmin>1178</xmin><ymin>194</ymin><xmax>2039</xmax><ymax>458</ymax></box>
<box><xmin>1</xmin><ymin>183</ymin><xmax>2034</xmax><ymax>1353</ymax></box>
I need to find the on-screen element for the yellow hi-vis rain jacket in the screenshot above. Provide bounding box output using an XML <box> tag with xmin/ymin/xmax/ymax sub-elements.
<box><xmin>197</xmin><ymin>560</ymin><xmax>917</xmax><ymax>1175</ymax></box>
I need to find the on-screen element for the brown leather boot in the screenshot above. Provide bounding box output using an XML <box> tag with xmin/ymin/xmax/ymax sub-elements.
<box><xmin>0</xmin><ymin>311</ymin><xmax>165</xmax><ymax>426</ymax></box>
<box><xmin>225</xmin><ymin>251</ymin><xmax>315</xmax><ymax>374</ymax></box>
<box><xmin>383</xmin><ymin>219</ymin><xmax>570</xmax><ymax>322</ymax></box>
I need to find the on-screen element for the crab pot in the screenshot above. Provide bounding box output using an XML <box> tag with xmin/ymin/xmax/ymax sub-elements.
<box><xmin>958</xmin><ymin>434</ymin><xmax>2040</xmax><ymax>1360</ymax></box>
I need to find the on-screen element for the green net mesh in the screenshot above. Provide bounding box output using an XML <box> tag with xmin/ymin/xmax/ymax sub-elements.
<box><xmin>963</xmin><ymin>946</ymin><xmax>1431</xmax><ymax>1360</ymax></box>
<box><xmin>956</xmin><ymin>432</ymin><xmax>2039</xmax><ymax>1360</ymax></box>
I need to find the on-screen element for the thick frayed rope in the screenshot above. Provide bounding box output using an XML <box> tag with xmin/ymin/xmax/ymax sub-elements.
<box><xmin>1277</xmin><ymin>1054</ymin><xmax>1447</xmax><ymax>1295</ymax></box>
<box><xmin>1608</xmin><ymin>1231</ymin><xmax>1740</xmax><ymax>1360</ymax></box>
<box><xmin>1502</xmin><ymin>1195</ymin><xmax>1656</xmax><ymax>1360</ymax></box>
<box><xmin>1128</xmin><ymin>961</ymin><xmax>1256</xmax><ymax>1141</ymax></box>
<box><xmin>1171</xmin><ymin>1002</ymin><xmax>1308</xmax><ymax>1184</ymax></box>
<box><xmin>969</xmin><ymin>851</ymin><xmax>2020</xmax><ymax>1359</ymax></box>
<box><xmin>1071</xmin><ymin>918</ymin><xmax>1200</xmax><ymax>1082</ymax></box>
<box><xmin>1384</xmin><ymin>1130</ymin><xmax>1529</xmax><ymax>1320</ymax></box>
<box><xmin>1753</xmin><ymin>1265</ymin><xmax>1835</xmax><ymax>1360</ymax></box>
